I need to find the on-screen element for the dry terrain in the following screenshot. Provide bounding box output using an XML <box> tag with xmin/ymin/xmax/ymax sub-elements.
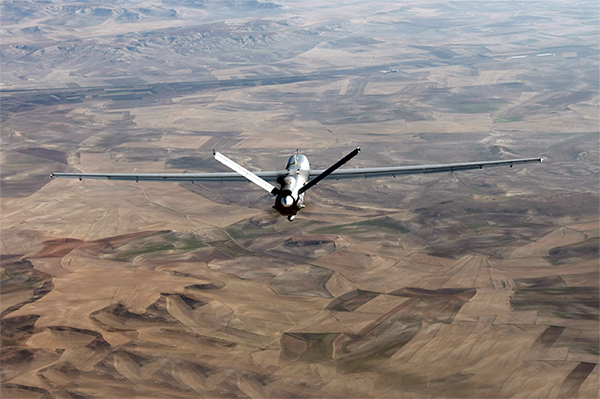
<box><xmin>1</xmin><ymin>0</ymin><xmax>598</xmax><ymax>398</ymax></box>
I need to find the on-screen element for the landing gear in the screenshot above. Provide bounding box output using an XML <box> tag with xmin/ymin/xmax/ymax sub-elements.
<box><xmin>287</xmin><ymin>215</ymin><xmax>295</xmax><ymax>222</ymax></box>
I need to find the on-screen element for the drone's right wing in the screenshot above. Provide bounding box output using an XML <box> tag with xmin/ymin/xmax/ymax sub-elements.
<box><xmin>309</xmin><ymin>157</ymin><xmax>543</xmax><ymax>180</ymax></box>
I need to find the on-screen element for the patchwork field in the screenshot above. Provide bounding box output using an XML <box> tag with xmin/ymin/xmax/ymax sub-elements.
<box><xmin>1</xmin><ymin>0</ymin><xmax>598</xmax><ymax>398</ymax></box>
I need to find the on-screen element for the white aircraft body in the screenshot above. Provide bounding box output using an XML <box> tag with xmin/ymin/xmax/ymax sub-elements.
<box><xmin>51</xmin><ymin>148</ymin><xmax>542</xmax><ymax>221</ymax></box>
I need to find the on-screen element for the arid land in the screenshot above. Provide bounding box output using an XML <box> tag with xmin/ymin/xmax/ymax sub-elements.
<box><xmin>1</xmin><ymin>1</ymin><xmax>599</xmax><ymax>398</ymax></box>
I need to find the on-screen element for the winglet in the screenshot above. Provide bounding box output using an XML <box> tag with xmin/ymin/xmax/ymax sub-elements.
<box><xmin>213</xmin><ymin>148</ymin><xmax>216</xmax><ymax>156</ymax></box>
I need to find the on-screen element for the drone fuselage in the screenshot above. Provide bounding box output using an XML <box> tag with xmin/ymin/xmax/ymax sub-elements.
<box><xmin>273</xmin><ymin>154</ymin><xmax>309</xmax><ymax>219</ymax></box>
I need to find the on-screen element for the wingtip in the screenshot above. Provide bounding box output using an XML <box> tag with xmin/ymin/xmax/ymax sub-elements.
<box><xmin>539</xmin><ymin>157</ymin><xmax>544</xmax><ymax>162</ymax></box>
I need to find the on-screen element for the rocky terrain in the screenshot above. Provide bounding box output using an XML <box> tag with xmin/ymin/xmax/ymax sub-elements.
<box><xmin>1</xmin><ymin>0</ymin><xmax>598</xmax><ymax>398</ymax></box>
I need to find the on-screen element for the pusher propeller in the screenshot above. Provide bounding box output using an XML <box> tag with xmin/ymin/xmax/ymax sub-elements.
<box><xmin>213</xmin><ymin>150</ymin><xmax>280</xmax><ymax>195</ymax></box>
<box><xmin>298</xmin><ymin>147</ymin><xmax>361</xmax><ymax>195</ymax></box>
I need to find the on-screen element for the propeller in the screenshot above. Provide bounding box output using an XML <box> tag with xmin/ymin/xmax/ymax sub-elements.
<box><xmin>298</xmin><ymin>147</ymin><xmax>361</xmax><ymax>195</ymax></box>
<box><xmin>213</xmin><ymin>150</ymin><xmax>279</xmax><ymax>195</ymax></box>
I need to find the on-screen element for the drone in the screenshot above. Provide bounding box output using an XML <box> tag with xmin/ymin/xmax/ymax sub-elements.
<box><xmin>52</xmin><ymin>148</ymin><xmax>542</xmax><ymax>221</ymax></box>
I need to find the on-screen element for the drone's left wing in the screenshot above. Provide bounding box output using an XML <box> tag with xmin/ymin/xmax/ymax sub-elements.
<box><xmin>309</xmin><ymin>157</ymin><xmax>542</xmax><ymax>180</ymax></box>
<box><xmin>50</xmin><ymin>170</ymin><xmax>283</xmax><ymax>183</ymax></box>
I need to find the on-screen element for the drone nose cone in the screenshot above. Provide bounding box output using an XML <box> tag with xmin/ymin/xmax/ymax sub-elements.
<box><xmin>281</xmin><ymin>195</ymin><xmax>294</xmax><ymax>207</ymax></box>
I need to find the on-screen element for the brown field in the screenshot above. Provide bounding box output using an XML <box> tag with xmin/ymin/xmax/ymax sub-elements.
<box><xmin>1</xmin><ymin>0</ymin><xmax>598</xmax><ymax>398</ymax></box>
